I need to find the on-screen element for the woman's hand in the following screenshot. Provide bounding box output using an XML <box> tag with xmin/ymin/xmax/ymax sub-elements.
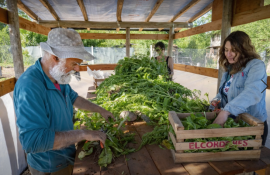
<box><xmin>213</xmin><ymin>110</ymin><xmax>230</xmax><ymax>127</ymax></box>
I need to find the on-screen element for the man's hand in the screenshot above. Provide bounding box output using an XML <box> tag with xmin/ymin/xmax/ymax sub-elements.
<box><xmin>83</xmin><ymin>130</ymin><xmax>107</xmax><ymax>145</ymax></box>
<box><xmin>99</xmin><ymin>109</ymin><xmax>115</xmax><ymax>121</ymax></box>
<box><xmin>213</xmin><ymin>110</ymin><xmax>230</xmax><ymax>127</ymax></box>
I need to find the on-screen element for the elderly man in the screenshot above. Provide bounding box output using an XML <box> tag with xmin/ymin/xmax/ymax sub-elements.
<box><xmin>14</xmin><ymin>28</ymin><xmax>113</xmax><ymax>175</ymax></box>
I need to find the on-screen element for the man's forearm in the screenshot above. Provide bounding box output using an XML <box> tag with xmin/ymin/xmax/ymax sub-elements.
<box><xmin>73</xmin><ymin>96</ymin><xmax>104</xmax><ymax>113</ymax></box>
<box><xmin>53</xmin><ymin>130</ymin><xmax>85</xmax><ymax>150</ymax></box>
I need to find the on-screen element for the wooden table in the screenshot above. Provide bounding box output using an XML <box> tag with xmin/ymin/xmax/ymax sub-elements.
<box><xmin>73</xmin><ymin>87</ymin><xmax>270</xmax><ymax>175</ymax></box>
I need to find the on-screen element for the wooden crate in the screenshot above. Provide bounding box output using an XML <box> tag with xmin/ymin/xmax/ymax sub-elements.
<box><xmin>93</xmin><ymin>77</ymin><xmax>105</xmax><ymax>89</ymax></box>
<box><xmin>168</xmin><ymin>111</ymin><xmax>264</xmax><ymax>163</ymax></box>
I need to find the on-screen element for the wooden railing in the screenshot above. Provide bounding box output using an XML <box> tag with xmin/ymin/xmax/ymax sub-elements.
<box><xmin>0</xmin><ymin>77</ymin><xmax>16</xmax><ymax>97</ymax></box>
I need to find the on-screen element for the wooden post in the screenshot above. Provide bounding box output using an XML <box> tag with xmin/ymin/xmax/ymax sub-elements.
<box><xmin>0</xmin><ymin>66</ymin><xmax>2</xmax><ymax>77</ymax></box>
<box><xmin>126</xmin><ymin>27</ymin><xmax>130</xmax><ymax>57</ymax></box>
<box><xmin>217</xmin><ymin>0</ymin><xmax>233</xmax><ymax>92</ymax></box>
<box><xmin>7</xmin><ymin>0</ymin><xmax>24</xmax><ymax>79</ymax></box>
<box><xmin>168</xmin><ymin>27</ymin><xmax>174</xmax><ymax>57</ymax></box>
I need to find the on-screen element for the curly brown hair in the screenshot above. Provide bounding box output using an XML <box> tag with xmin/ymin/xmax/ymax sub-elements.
<box><xmin>219</xmin><ymin>31</ymin><xmax>260</xmax><ymax>74</ymax></box>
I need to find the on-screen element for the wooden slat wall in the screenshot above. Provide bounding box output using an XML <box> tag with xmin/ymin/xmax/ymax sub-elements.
<box><xmin>0</xmin><ymin>77</ymin><xmax>16</xmax><ymax>97</ymax></box>
<box><xmin>79</xmin><ymin>64</ymin><xmax>117</xmax><ymax>71</ymax></box>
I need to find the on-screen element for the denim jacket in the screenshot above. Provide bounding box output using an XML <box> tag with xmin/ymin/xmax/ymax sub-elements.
<box><xmin>213</xmin><ymin>59</ymin><xmax>268</xmax><ymax>122</ymax></box>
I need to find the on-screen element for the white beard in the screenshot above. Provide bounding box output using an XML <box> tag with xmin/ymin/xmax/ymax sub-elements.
<box><xmin>49</xmin><ymin>59</ymin><xmax>75</xmax><ymax>84</ymax></box>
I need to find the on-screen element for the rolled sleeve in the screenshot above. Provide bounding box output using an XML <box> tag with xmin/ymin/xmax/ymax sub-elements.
<box><xmin>14</xmin><ymin>82</ymin><xmax>55</xmax><ymax>154</ymax></box>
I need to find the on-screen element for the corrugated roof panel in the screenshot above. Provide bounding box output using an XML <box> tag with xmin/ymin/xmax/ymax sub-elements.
<box><xmin>84</xmin><ymin>0</ymin><xmax>118</xmax><ymax>22</ymax></box>
<box><xmin>46</xmin><ymin>0</ymin><xmax>85</xmax><ymax>21</ymax></box>
<box><xmin>150</xmin><ymin>0</ymin><xmax>191</xmax><ymax>22</ymax></box>
<box><xmin>21</xmin><ymin>0</ymin><xmax>55</xmax><ymax>20</ymax></box>
<box><xmin>121</xmin><ymin>0</ymin><xmax>158</xmax><ymax>22</ymax></box>
<box><xmin>175</xmin><ymin>0</ymin><xmax>213</xmax><ymax>22</ymax></box>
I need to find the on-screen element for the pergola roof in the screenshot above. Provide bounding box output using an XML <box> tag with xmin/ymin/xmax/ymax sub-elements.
<box><xmin>18</xmin><ymin>0</ymin><xmax>213</xmax><ymax>31</ymax></box>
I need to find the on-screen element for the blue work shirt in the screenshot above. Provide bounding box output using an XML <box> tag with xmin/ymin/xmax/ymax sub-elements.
<box><xmin>14</xmin><ymin>58</ymin><xmax>78</xmax><ymax>172</ymax></box>
<box><xmin>213</xmin><ymin>59</ymin><xmax>268</xmax><ymax>122</ymax></box>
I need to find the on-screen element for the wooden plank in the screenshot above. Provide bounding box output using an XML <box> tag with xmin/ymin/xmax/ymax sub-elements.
<box><xmin>73</xmin><ymin>141</ymin><xmax>100</xmax><ymax>175</ymax></box>
<box><xmin>133</xmin><ymin>121</ymin><xmax>189</xmax><ymax>175</ymax></box>
<box><xmin>168</xmin><ymin>111</ymin><xmax>184</xmax><ymax>133</ymax></box>
<box><xmin>126</xmin><ymin>27</ymin><xmax>130</xmax><ymax>57</ymax></box>
<box><xmin>172</xmin><ymin>149</ymin><xmax>261</xmax><ymax>163</ymax></box>
<box><xmin>234</xmin><ymin>0</ymin><xmax>262</xmax><ymax>14</ymax></box>
<box><xmin>183</xmin><ymin>163</ymin><xmax>219</xmax><ymax>175</ymax></box>
<box><xmin>232</xmin><ymin>5</ymin><xmax>270</xmax><ymax>27</ymax></box>
<box><xmin>174</xmin><ymin>19</ymin><xmax>222</xmax><ymax>39</ymax></box>
<box><xmin>239</xmin><ymin>113</ymin><xmax>264</xmax><ymax>126</ymax></box>
<box><xmin>188</xmin><ymin>2</ymin><xmax>212</xmax><ymax>23</ymax></box>
<box><xmin>125</xmin><ymin>123</ymin><xmax>161</xmax><ymax>175</ymax></box>
<box><xmin>212</xmin><ymin>0</ymin><xmax>223</xmax><ymax>21</ymax></box>
<box><xmin>176</xmin><ymin>112</ymin><xmax>217</xmax><ymax>120</ymax></box>
<box><xmin>17</xmin><ymin>0</ymin><xmax>39</xmax><ymax>21</ymax></box>
<box><xmin>79</xmin><ymin>64</ymin><xmax>117</xmax><ymax>71</ymax></box>
<box><xmin>208</xmin><ymin>161</ymin><xmax>244</xmax><ymax>175</ymax></box>
<box><xmin>175</xmin><ymin>126</ymin><xmax>264</xmax><ymax>140</ymax></box>
<box><xmin>236</xmin><ymin>159</ymin><xmax>267</xmax><ymax>172</ymax></box>
<box><xmin>7</xmin><ymin>0</ymin><xmax>24</xmax><ymax>79</ymax></box>
<box><xmin>38</xmin><ymin>21</ymin><xmax>191</xmax><ymax>29</ymax></box>
<box><xmin>174</xmin><ymin>64</ymin><xmax>219</xmax><ymax>78</ymax></box>
<box><xmin>0</xmin><ymin>7</ymin><xmax>8</xmax><ymax>24</ymax></box>
<box><xmin>175</xmin><ymin>139</ymin><xmax>262</xmax><ymax>151</ymax></box>
<box><xmin>0</xmin><ymin>77</ymin><xmax>16</xmax><ymax>97</ymax></box>
<box><xmin>79</xmin><ymin>33</ymin><xmax>169</xmax><ymax>40</ymax></box>
<box><xmin>261</xmin><ymin>146</ymin><xmax>270</xmax><ymax>164</ymax></box>
<box><xmin>77</xmin><ymin>0</ymin><xmax>88</xmax><ymax>21</ymax></box>
<box><xmin>139</xmin><ymin>0</ymin><xmax>164</xmax><ymax>31</ymax></box>
<box><xmin>170</xmin><ymin>0</ymin><xmax>200</xmax><ymax>22</ymax></box>
<box><xmin>101</xmin><ymin>156</ymin><xmax>130</xmax><ymax>175</ymax></box>
<box><xmin>39</xmin><ymin>0</ymin><xmax>59</xmax><ymax>21</ymax></box>
<box><xmin>19</xmin><ymin>17</ymin><xmax>50</xmax><ymax>35</ymax></box>
<box><xmin>117</xmin><ymin>0</ymin><xmax>124</xmax><ymax>22</ymax></box>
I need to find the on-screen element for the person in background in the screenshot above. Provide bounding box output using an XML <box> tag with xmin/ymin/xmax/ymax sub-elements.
<box><xmin>211</xmin><ymin>31</ymin><xmax>268</xmax><ymax>145</ymax></box>
<box><xmin>154</xmin><ymin>41</ymin><xmax>174</xmax><ymax>80</ymax></box>
<box><xmin>14</xmin><ymin>28</ymin><xmax>114</xmax><ymax>175</ymax></box>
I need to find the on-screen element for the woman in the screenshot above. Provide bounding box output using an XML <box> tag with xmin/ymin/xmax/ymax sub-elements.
<box><xmin>154</xmin><ymin>42</ymin><xmax>174</xmax><ymax>79</ymax></box>
<box><xmin>211</xmin><ymin>31</ymin><xmax>268</xmax><ymax>145</ymax></box>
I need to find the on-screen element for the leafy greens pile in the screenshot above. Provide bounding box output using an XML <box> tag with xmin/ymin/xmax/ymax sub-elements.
<box><xmin>74</xmin><ymin>54</ymin><xmax>225</xmax><ymax>167</ymax></box>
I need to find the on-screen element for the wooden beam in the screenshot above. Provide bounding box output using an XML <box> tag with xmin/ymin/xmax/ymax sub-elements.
<box><xmin>0</xmin><ymin>6</ymin><xmax>8</xmax><ymax>24</ymax></box>
<box><xmin>170</xmin><ymin>0</ymin><xmax>201</xmax><ymax>22</ymax></box>
<box><xmin>232</xmin><ymin>4</ymin><xmax>270</xmax><ymax>26</ymax></box>
<box><xmin>0</xmin><ymin>7</ymin><xmax>50</xmax><ymax>35</ymax></box>
<box><xmin>17</xmin><ymin>0</ymin><xmax>39</xmax><ymax>21</ymax></box>
<box><xmin>174</xmin><ymin>64</ymin><xmax>219</xmax><ymax>78</ymax></box>
<box><xmin>217</xmin><ymin>0</ymin><xmax>233</xmax><ymax>92</ymax></box>
<box><xmin>38</xmin><ymin>21</ymin><xmax>191</xmax><ymax>29</ymax></box>
<box><xmin>39</xmin><ymin>0</ymin><xmax>59</xmax><ymax>21</ymax></box>
<box><xmin>175</xmin><ymin>19</ymin><xmax>222</xmax><ymax>39</ymax></box>
<box><xmin>188</xmin><ymin>2</ymin><xmax>212</xmax><ymax>23</ymax></box>
<box><xmin>139</xmin><ymin>0</ymin><xmax>164</xmax><ymax>31</ymax></box>
<box><xmin>167</xmin><ymin>27</ymin><xmax>174</xmax><ymax>56</ymax></box>
<box><xmin>79</xmin><ymin>64</ymin><xmax>117</xmax><ymax>71</ymax></box>
<box><xmin>77</xmin><ymin>0</ymin><xmax>88</xmax><ymax>21</ymax></box>
<box><xmin>79</xmin><ymin>33</ymin><xmax>169</xmax><ymax>40</ymax></box>
<box><xmin>212</xmin><ymin>0</ymin><xmax>223</xmax><ymax>21</ymax></box>
<box><xmin>126</xmin><ymin>27</ymin><xmax>130</xmax><ymax>57</ymax></box>
<box><xmin>0</xmin><ymin>77</ymin><xmax>16</xmax><ymax>97</ymax></box>
<box><xmin>7</xmin><ymin>0</ymin><xmax>24</xmax><ymax>79</ymax></box>
<box><xmin>117</xmin><ymin>0</ymin><xmax>124</xmax><ymax>22</ymax></box>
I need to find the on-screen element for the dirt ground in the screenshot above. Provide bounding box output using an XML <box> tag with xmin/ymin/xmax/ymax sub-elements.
<box><xmin>0</xmin><ymin>66</ymin><xmax>30</xmax><ymax>78</ymax></box>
